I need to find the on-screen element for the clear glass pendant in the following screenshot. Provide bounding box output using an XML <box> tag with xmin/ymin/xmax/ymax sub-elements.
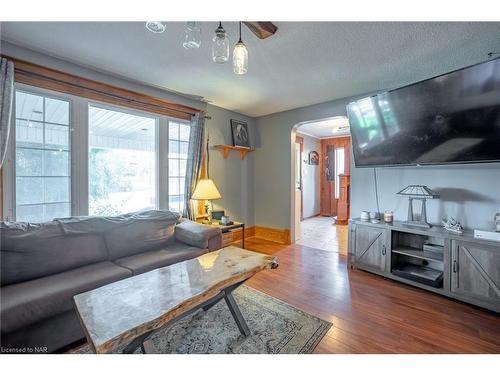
<box><xmin>183</xmin><ymin>22</ymin><xmax>201</xmax><ymax>49</ymax></box>
<box><xmin>212</xmin><ymin>22</ymin><xmax>229</xmax><ymax>63</ymax></box>
<box><xmin>233</xmin><ymin>41</ymin><xmax>248</xmax><ymax>75</ymax></box>
<box><xmin>145</xmin><ymin>21</ymin><xmax>166</xmax><ymax>34</ymax></box>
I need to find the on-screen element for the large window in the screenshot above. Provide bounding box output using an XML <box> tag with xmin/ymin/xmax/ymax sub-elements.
<box><xmin>5</xmin><ymin>86</ymin><xmax>193</xmax><ymax>223</ymax></box>
<box><xmin>167</xmin><ymin>121</ymin><xmax>191</xmax><ymax>213</ymax></box>
<box><xmin>14</xmin><ymin>91</ymin><xmax>71</xmax><ymax>222</ymax></box>
<box><xmin>88</xmin><ymin>105</ymin><xmax>157</xmax><ymax>216</ymax></box>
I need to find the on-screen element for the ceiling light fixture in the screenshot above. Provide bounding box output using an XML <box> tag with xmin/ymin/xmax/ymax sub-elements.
<box><xmin>212</xmin><ymin>22</ymin><xmax>229</xmax><ymax>63</ymax></box>
<box><xmin>145</xmin><ymin>21</ymin><xmax>166</xmax><ymax>34</ymax></box>
<box><xmin>183</xmin><ymin>22</ymin><xmax>201</xmax><ymax>49</ymax></box>
<box><xmin>233</xmin><ymin>22</ymin><xmax>248</xmax><ymax>75</ymax></box>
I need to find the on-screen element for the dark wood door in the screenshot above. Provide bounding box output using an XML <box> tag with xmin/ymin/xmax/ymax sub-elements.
<box><xmin>320</xmin><ymin>136</ymin><xmax>351</xmax><ymax>217</ymax></box>
<box><xmin>451</xmin><ymin>240</ymin><xmax>500</xmax><ymax>306</ymax></box>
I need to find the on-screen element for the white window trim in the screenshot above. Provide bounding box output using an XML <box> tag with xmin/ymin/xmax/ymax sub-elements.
<box><xmin>3</xmin><ymin>84</ymin><xmax>75</xmax><ymax>221</ymax></box>
<box><xmin>2</xmin><ymin>83</ymin><xmax>191</xmax><ymax>221</ymax></box>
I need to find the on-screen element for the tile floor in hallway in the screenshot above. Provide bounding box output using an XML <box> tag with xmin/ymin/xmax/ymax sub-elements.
<box><xmin>295</xmin><ymin>216</ymin><xmax>348</xmax><ymax>255</ymax></box>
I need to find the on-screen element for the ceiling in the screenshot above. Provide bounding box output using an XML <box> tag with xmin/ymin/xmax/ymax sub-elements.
<box><xmin>297</xmin><ymin>116</ymin><xmax>350</xmax><ymax>138</ymax></box>
<box><xmin>1</xmin><ymin>22</ymin><xmax>500</xmax><ymax>117</ymax></box>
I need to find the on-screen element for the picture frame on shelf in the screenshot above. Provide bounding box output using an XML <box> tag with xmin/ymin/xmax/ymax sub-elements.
<box><xmin>230</xmin><ymin>119</ymin><xmax>250</xmax><ymax>148</ymax></box>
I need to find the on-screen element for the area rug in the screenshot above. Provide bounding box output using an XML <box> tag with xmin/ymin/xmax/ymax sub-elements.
<box><xmin>72</xmin><ymin>285</ymin><xmax>331</xmax><ymax>354</ymax></box>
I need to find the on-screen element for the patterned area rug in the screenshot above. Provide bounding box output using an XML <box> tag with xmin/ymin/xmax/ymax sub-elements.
<box><xmin>72</xmin><ymin>285</ymin><xmax>331</xmax><ymax>354</ymax></box>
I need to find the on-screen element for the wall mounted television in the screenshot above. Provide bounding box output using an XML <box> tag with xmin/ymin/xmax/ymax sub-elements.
<box><xmin>347</xmin><ymin>57</ymin><xmax>500</xmax><ymax>167</ymax></box>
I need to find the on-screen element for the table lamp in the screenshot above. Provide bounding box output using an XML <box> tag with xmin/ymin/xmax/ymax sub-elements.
<box><xmin>192</xmin><ymin>178</ymin><xmax>222</xmax><ymax>224</ymax></box>
<box><xmin>397</xmin><ymin>185</ymin><xmax>439</xmax><ymax>228</ymax></box>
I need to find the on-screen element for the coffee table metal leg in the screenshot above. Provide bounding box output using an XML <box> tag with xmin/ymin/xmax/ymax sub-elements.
<box><xmin>202</xmin><ymin>298</ymin><xmax>222</xmax><ymax>312</ymax></box>
<box><xmin>122</xmin><ymin>282</ymin><xmax>251</xmax><ymax>353</ymax></box>
<box><xmin>224</xmin><ymin>292</ymin><xmax>251</xmax><ymax>336</ymax></box>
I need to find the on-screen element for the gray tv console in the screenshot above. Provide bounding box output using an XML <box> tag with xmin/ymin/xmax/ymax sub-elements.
<box><xmin>348</xmin><ymin>218</ymin><xmax>500</xmax><ymax>313</ymax></box>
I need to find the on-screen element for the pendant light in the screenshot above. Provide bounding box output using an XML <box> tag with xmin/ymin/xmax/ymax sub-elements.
<box><xmin>183</xmin><ymin>22</ymin><xmax>201</xmax><ymax>49</ymax></box>
<box><xmin>233</xmin><ymin>22</ymin><xmax>248</xmax><ymax>75</ymax></box>
<box><xmin>212</xmin><ymin>22</ymin><xmax>229</xmax><ymax>63</ymax></box>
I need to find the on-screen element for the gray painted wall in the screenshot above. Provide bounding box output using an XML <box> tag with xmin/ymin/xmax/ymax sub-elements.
<box><xmin>0</xmin><ymin>41</ymin><xmax>204</xmax><ymax>110</ymax></box>
<box><xmin>254</xmin><ymin>96</ymin><xmax>500</xmax><ymax>232</ymax></box>
<box><xmin>254</xmin><ymin>97</ymin><xmax>355</xmax><ymax>229</ymax></box>
<box><xmin>205</xmin><ymin>105</ymin><xmax>255</xmax><ymax>226</ymax></box>
<box><xmin>351</xmin><ymin>163</ymin><xmax>500</xmax><ymax>231</ymax></box>
<box><xmin>1</xmin><ymin>42</ymin><xmax>255</xmax><ymax>225</ymax></box>
<box><xmin>297</xmin><ymin>132</ymin><xmax>320</xmax><ymax>218</ymax></box>
<box><xmin>5</xmin><ymin>41</ymin><xmax>500</xmax><ymax>232</ymax></box>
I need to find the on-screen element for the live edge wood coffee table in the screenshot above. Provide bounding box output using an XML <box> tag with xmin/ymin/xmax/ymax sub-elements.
<box><xmin>73</xmin><ymin>246</ymin><xmax>279</xmax><ymax>354</ymax></box>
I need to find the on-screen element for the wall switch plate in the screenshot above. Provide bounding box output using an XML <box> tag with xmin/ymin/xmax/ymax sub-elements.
<box><xmin>474</xmin><ymin>230</ymin><xmax>500</xmax><ymax>242</ymax></box>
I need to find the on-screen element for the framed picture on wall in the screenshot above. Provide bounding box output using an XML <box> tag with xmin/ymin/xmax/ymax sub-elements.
<box><xmin>309</xmin><ymin>151</ymin><xmax>319</xmax><ymax>165</ymax></box>
<box><xmin>230</xmin><ymin>119</ymin><xmax>250</xmax><ymax>148</ymax></box>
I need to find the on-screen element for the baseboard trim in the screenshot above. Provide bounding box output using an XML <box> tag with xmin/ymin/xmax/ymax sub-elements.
<box><xmin>231</xmin><ymin>226</ymin><xmax>255</xmax><ymax>241</ymax></box>
<box><xmin>254</xmin><ymin>226</ymin><xmax>291</xmax><ymax>245</ymax></box>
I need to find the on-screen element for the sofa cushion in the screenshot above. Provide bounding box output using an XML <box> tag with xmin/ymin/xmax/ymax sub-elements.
<box><xmin>114</xmin><ymin>241</ymin><xmax>208</xmax><ymax>275</ymax></box>
<box><xmin>101</xmin><ymin>210</ymin><xmax>180</xmax><ymax>259</ymax></box>
<box><xmin>175</xmin><ymin>220</ymin><xmax>222</xmax><ymax>249</ymax></box>
<box><xmin>0</xmin><ymin>221</ymin><xmax>108</xmax><ymax>286</ymax></box>
<box><xmin>0</xmin><ymin>261</ymin><xmax>132</xmax><ymax>333</ymax></box>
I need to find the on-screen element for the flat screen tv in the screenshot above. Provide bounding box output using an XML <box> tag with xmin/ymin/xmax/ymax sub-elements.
<box><xmin>347</xmin><ymin>58</ymin><xmax>500</xmax><ymax>167</ymax></box>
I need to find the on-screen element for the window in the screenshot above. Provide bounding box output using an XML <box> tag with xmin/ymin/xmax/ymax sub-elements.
<box><xmin>168</xmin><ymin>121</ymin><xmax>190</xmax><ymax>213</ymax></box>
<box><xmin>5</xmin><ymin>86</ymin><xmax>193</xmax><ymax>222</ymax></box>
<box><xmin>88</xmin><ymin>105</ymin><xmax>157</xmax><ymax>216</ymax></box>
<box><xmin>334</xmin><ymin>147</ymin><xmax>345</xmax><ymax>199</ymax></box>
<box><xmin>14</xmin><ymin>91</ymin><xmax>71</xmax><ymax>222</ymax></box>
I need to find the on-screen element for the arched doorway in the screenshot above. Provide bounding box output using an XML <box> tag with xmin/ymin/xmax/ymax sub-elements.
<box><xmin>290</xmin><ymin>116</ymin><xmax>351</xmax><ymax>254</ymax></box>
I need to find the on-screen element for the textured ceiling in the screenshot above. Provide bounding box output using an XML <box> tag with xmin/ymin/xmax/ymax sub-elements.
<box><xmin>1</xmin><ymin>22</ymin><xmax>500</xmax><ymax>117</ymax></box>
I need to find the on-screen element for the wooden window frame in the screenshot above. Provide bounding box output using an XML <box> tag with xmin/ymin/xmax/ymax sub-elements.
<box><xmin>2</xmin><ymin>56</ymin><xmax>200</xmax><ymax>121</ymax></box>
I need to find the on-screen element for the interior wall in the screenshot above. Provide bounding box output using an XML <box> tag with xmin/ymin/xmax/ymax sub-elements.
<box><xmin>254</xmin><ymin>96</ymin><xmax>500</xmax><ymax>232</ymax></box>
<box><xmin>351</xmin><ymin>163</ymin><xmax>500</xmax><ymax>231</ymax></box>
<box><xmin>1</xmin><ymin>41</ymin><xmax>255</xmax><ymax>225</ymax></box>
<box><xmin>254</xmin><ymin>97</ymin><xmax>358</xmax><ymax>229</ymax></box>
<box><xmin>5</xmin><ymin>41</ymin><xmax>500</xmax><ymax>232</ymax></box>
<box><xmin>297</xmin><ymin>132</ymin><xmax>320</xmax><ymax>219</ymax></box>
<box><xmin>0</xmin><ymin>41</ymin><xmax>204</xmax><ymax>110</ymax></box>
<box><xmin>205</xmin><ymin>105</ymin><xmax>255</xmax><ymax>226</ymax></box>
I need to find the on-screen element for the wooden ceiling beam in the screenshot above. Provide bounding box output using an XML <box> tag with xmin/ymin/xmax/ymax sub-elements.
<box><xmin>243</xmin><ymin>22</ymin><xmax>278</xmax><ymax>39</ymax></box>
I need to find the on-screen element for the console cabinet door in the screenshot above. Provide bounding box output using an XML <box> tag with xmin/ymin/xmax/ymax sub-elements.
<box><xmin>354</xmin><ymin>225</ymin><xmax>388</xmax><ymax>272</ymax></box>
<box><xmin>451</xmin><ymin>240</ymin><xmax>500</xmax><ymax>308</ymax></box>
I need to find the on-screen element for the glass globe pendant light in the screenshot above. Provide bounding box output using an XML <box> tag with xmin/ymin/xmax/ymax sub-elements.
<box><xmin>233</xmin><ymin>22</ymin><xmax>248</xmax><ymax>75</ymax></box>
<box><xmin>183</xmin><ymin>22</ymin><xmax>201</xmax><ymax>49</ymax></box>
<box><xmin>212</xmin><ymin>22</ymin><xmax>229</xmax><ymax>63</ymax></box>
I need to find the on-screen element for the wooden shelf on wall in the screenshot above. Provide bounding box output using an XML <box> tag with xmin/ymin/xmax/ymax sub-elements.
<box><xmin>214</xmin><ymin>145</ymin><xmax>254</xmax><ymax>160</ymax></box>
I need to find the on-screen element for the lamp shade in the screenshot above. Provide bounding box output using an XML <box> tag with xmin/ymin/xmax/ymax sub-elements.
<box><xmin>191</xmin><ymin>179</ymin><xmax>222</xmax><ymax>200</ymax></box>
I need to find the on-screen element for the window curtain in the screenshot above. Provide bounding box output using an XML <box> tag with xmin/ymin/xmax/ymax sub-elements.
<box><xmin>0</xmin><ymin>58</ymin><xmax>15</xmax><ymax>168</ymax></box>
<box><xmin>183</xmin><ymin>113</ymin><xmax>205</xmax><ymax>219</ymax></box>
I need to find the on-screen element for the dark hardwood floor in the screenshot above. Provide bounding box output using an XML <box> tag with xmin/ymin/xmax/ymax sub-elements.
<box><xmin>244</xmin><ymin>237</ymin><xmax>500</xmax><ymax>353</ymax></box>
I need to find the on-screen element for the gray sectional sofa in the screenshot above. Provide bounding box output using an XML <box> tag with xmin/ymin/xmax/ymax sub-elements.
<box><xmin>0</xmin><ymin>210</ymin><xmax>222</xmax><ymax>353</ymax></box>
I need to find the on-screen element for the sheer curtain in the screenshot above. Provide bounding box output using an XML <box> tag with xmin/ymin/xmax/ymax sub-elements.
<box><xmin>0</xmin><ymin>58</ymin><xmax>14</xmax><ymax>167</ymax></box>
<box><xmin>183</xmin><ymin>113</ymin><xmax>205</xmax><ymax>219</ymax></box>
